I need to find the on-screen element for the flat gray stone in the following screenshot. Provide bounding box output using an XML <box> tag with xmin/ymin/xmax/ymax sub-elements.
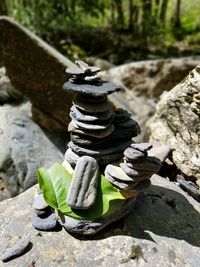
<box><xmin>124</xmin><ymin>147</ymin><xmax>146</xmax><ymax>161</ymax></box>
<box><xmin>68</xmin><ymin>121</ymin><xmax>115</xmax><ymax>138</ymax></box>
<box><xmin>105</xmin><ymin>164</ymin><xmax>134</xmax><ymax>182</ymax></box>
<box><xmin>64</xmin><ymin>80</ymin><xmax>121</xmax><ymax>96</ymax></box>
<box><xmin>130</xmin><ymin>143</ymin><xmax>153</xmax><ymax>152</ymax></box>
<box><xmin>67</xmin><ymin>156</ymin><xmax>99</xmax><ymax>210</ymax></box>
<box><xmin>104</xmin><ymin>170</ymin><xmax>135</xmax><ymax>190</ymax></box>
<box><xmin>68</xmin><ymin>140</ymin><xmax>131</xmax><ymax>157</ymax></box>
<box><xmin>115</xmin><ymin>118</ymin><xmax>139</xmax><ymax>129</ymax></box>
<box><xmin>31</xmin><ymin>210</ymin><xmax>58</xmax><ymax>231</ymax></box>
<box><xmin>114</xmin><ymin>108</ymin><xmax>132</xmax><ymax>122</ymax></box>
<box><xmin>61</xmin><ymin>196</ymin><xmax>137</xmax><ymax>235</ymax></box>
<box><xmin>126</xmin><ymin>157</ymin><xmax>161</xmax><ymax>172</ymax></box>
<box><xmin>70</xmin><ymin>105</ymin><xmax>113</xmax><ymax>123</ymax></box>
<box><xmin>33</xmin><ymin>191</ymin><xmax>48</xmax><ymax>210</ymax></box>
<box><xmin>71</xmin><ymin>118</ymin><xmax>110</xmax><ymax>131</ymax></box>
<box><xmin>0</xmin><ymin>237</ymin><xmax>31</xmax><ymax>262</ymax></box>
<box><xmin>65</xmin><ymin>148</ymin><xmax>80</xmax><ymax>166</ymax></box>
<box><xmin>148</xmin><ymin>145</ymin><xmax>171</xmax><ymax>162</ymax></box>
<box><xmin>73</xmin><ymin>96</ymin><xmax>110</xmax><ymax>113</ymax></box>
<box><xmin>120</xmin><ymin>162</ymin><xmax>150</xmax><ymax>177</ymax></box>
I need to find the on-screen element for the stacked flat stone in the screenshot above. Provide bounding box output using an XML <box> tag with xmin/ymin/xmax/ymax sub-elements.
<box><xmin>63</xmin><ymin>61</ymin><xmax>140</xmax><ymax>166</ymax></box>
<box><xmin>105</xmin><ymin>143</ymin><xmax>161</xmax><ymax>194</ymax></box>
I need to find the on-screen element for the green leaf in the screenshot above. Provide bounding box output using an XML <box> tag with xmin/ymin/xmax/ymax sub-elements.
<box><xmin>37</xmin><ymin>163</ymin><xmax>125</xmax><ymax>220</ymax></box>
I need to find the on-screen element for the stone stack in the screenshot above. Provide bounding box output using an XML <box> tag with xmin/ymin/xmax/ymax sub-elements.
<box><xmin>64</xmin><ymin>61</ymin><xmax>140</xmax><ymax>166</ymax></box>
<box><xmin>105</xmin><ymin>143</ymin><xmax>161</xmax><ymax>195</ymax></box>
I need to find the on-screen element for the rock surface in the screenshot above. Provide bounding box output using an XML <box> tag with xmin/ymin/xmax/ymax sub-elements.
<box><xmin>0</xmin><ymin>16</ymin><xmax>75</xmax><ymax>131</ymax></box>
<box><xmin>1</xmin><ymin>175</ymin><xmax>200</xmax><ymax>266</ymax></box>
<box><xmin>148</xmin><ymin>65</ymin><xmax>200</xmax><ymax>180</ymax></box>
<box><xmin>0</xmin><ymin>103</ymin><xmax>63</xmax><ymax>196</ymax></box>
<box><xmin>104</xmin><ymin>57</ymin><xmax>200</xmax><ymax>98</ymax></box>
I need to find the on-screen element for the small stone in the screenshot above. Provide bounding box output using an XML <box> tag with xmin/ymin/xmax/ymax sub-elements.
<box><xmin>98</xmin><ymin>152</ymin><xmax>123</xmax><ymax>165</ymax></box>
<box><xmin>31</xmin><ymin>210</ymin><xmax>58</xmax><ymax>231</ymax></box>
<box><xmin>124</xmin><ymin>147</ymin><xmax>146</xmax><ymax>161</ymax></box>
<box><xmin>61</xmin><ymin>196</ymin><xmax>137</xmax><ymax>235</ymax></box>
<box><xmin>114</xmin><ymin>108</ymin><xmax>132</xmax><ymax>122</ymax></box>
<box><xmin>148</xmin><ymin>145</ymin><xmax>171</xmax><ymax>162</ymax></box>
<box><xmin>120</xmin><ymin>162</ymin><xmax>151</xmax><ymax>178</ymax></box>
<box><xmin>105</xmin><ymin>164</ymin><xmax>135</xmax><ymax>182</ymax></box>
<box><xmin>70</xmin><ymin>105</ymin><xmax>113</xmax><ymax>123</ymax></box>
<box><xmin>130</xmin><ymin>143</ymin><xmax>153</xmax><ymax>153</ymax></box>
<box><xmin>67</xmin><ymin>156</ymin><xmax>99</xmax><ymax>210</ymax></box>
<box><xmin>77</xmin><ymin>93</ymin><xmax>106</xmax><ymax>103</ymax></box>
<box><xmin>126</xmin><ymin>157</ymin><xmax>161</xmax><ymax>172</ymax></box>
<box><xmin>73</xmin><ymin>96</ymin><xmax>110</xmax><ymax>113</ymax></box>
<box><xmin>1</xmin><ymin>237</ymin><xmax>31</xmax><ymax>262</ymax></box>
<box><xmin>68</xmin><ymin>140</ymin><xmax>131</xmax><ymax>157</ymax></box>
<box><xmin>177</xmin><ymin>176</ymin><xmax>200</xmax><ymax>202</ymax></box>
<box><xmin>65</xmin><ymin>148</ymin><xmax>80</xmax><ymax>166</ymax></box>
<box><xmin>104</xmin><ymin>171</ymin><xmax>133</xmax><ymax>190</ymax></box>
<box><xmin>68</xmin><ymin>121</ymin><xmax>115</xmax><ymax>138</ymax></box>
<box><xmin>71</xmin><ymin>118</ymin><xmax>110</xmax><ymax>131</ymax></box>
<box><xmin>62</xmin><ymin>159</ymin><xmax>74</xmax><ymax>174</ymax></box>
<box><xmin>63</xmin><ymin>80</ymin><xmax>121</xmax><ymax>97</ymax></box>
<box><xmin>115</xmin><ymin>118</ymin><xmax>139</xmax><ymax>129</ymax></box>
<box><xmin>33</xmin><ymin>191</ymin><xmax>48</xmax><ymax>210</ymax></box>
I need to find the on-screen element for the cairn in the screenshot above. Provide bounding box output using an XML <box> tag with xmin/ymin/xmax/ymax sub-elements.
<box><xmin>64</xmin><ymin>61</ymin><xmax>140</xmax><ymax>166</ymax></box>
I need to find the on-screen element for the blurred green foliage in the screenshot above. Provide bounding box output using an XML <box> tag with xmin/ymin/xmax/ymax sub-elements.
<box><xmin>1</xmin><ymin>0</ymin><xmax>200</xmax><ymax>63</ymax></box>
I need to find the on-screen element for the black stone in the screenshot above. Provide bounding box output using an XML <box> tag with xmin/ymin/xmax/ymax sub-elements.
<box><xmin>114</xmin><ymin>108</ymin><xmax>132</xmax><ymax>123</ymax></box>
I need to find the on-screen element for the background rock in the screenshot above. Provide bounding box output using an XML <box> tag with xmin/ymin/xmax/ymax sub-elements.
<box><xmin>148</xmin><ymin>65</ymin><xmax>200</xmax><ymax>180</ymax></box>
<box><xmin>0</xmin><ymin>103</ymin><xmax>64</xmax><ymax>197</ymax></box>
<box><xmin>1</xmin><ymin>175</ymin><xmax>200</xmax><ymax>266</ymax></box>
<box><xmin>0</xmin><ymin>16</ymin><xmax>75</xmax><ymax>131</ymax></box>
<box><xmin>104</xmin><ymin>57</ymin><xmax>200</xmax><ymax>98</ymax></box>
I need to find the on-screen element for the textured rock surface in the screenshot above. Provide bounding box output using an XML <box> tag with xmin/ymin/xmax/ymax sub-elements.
<box><xmin>149</xmin><ymin>65</ymin><xmax>200</xmax><ymax>180</ymax></box>
<box><xmin>1</xmin><ymin>175</ymin><xmax>200</xmax><ymax>266</ymax></box>
<box><xmin>103</xmin><ymin>57</ymin><xmax>200</xmax><ymax>98</ymax></box>
<box><xmin>104</xmin><ymin>57</ymin><xmax>200</xmax><ymax>142</ymax></box>
<box><xmin>0</xmin><ymin>16</ymin><xmax>74</xmax><ymax>130</ymax></box>
<box><xmin>0</xmin><ymin>103</ymin><xmax>63</xmax><ymax>196</ymax></box>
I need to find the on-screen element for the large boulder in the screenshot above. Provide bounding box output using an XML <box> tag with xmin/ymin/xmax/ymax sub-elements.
<box><xmin>0</xmin><ymin>103</ymin><xmax>64</xmax><ymax>197</ymax></box>
<box><xmin>104</xmin><ymin>57</ymin><xmax>200</xmax><ymax>98</ymax></box>
<box><xmin>148</xmin><ymin>65</ymin><xmax>200</xmax><ymax>180</ymax></box>
<box><xmin>0</xmin><ymin>16</ymin><xmax>75</xmax><ymax>131</ymax></box>
<box><xmin>1</xmin><ymin>174</ymin><xmax>200</xmax><ymax>266</ymax></box>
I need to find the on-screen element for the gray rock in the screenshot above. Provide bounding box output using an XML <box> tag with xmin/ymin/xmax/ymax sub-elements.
<box><xmin>126</xmin><ymin>157</ymin><xmax>161</xmax><ymax>172</ymax></box>
<box><xmin>68</xmin><ymin>140</ymin><xmax>131</xmax><ymax>157</ymax></box>
<box><xmin>1</xmin><ymin>176</ymin><xmax>200</xmax><ymax>266</ymax></box>
<box><xmin>120</xmin><ymin>162</ymin><xmax>150</xmax><ymax>177</ymax></box>
<box><xmin>105</xmin><ymin>164</ymin><xmax>134</xmax><ymax>183</ymax></box>
<box><xmin>31</xmin><ymin>210</ymin><xmax>58</xmax><ymax>231</ymax></box>
<box><xmin>33</xmin><ymin>191</ymin><xmax>49</xmax><ymax>210</ymax></box>
<box><xmin>64</xmin><ymin>80</ymin><xmax>121</xmax><ymax>97</ymax></box>
<box><xmin>73</xmin><ymin>96</ymin><xmax>110</xmax><ymax>113</ymax></box>
<box><xmin>65</xmin><ymin>148</ymin><xmax>80</xmax><ymax>166</ymax></box>
<box><xmin>61</xmin><ymin>196</ymin><xmax>137</xmax><ymax>235</ymax></box>
<box><xmin>114</xmin><ymin>108</ymin><xmax>132</xmax><ymax>122</ymax></box>
<box><xmin>0</xmin><ymin>17</ymin><xmax>74</xmax><ymax>130</ymax></box>
<box><xmin>104</xmin><ymin>170</ymin><xmax>135</xmax><ymax>190</ymax></box>
<box><xmin>115</xmin><ymin>118</ymin><xmax>139</xmax><ymax>129</ymax></box>
<box><xmin>148</xmin><ymin>145</ymin><xmax>171</xmax><ymax>162</ymax></box>
<box><xmin>70</xmin><ymin>105</ymin><xmax>113</xmax><ymax>123</ymax></box>
<box><xmin>124</xmin><ymin>147</ymin><xmax>146</xmax><ymax>161</ymax></box>
<box><xmin>0</xmin><ymin>103</ymin><xmax>63</xmax><ymax>196</ymax></box>
<box><xmin>130</xmin><ymin>143</ymin><xmax>152</xmax><ymax>153</ymax></box>
<box><xmin>148</xmin><ymin>65</ymin><xmax>200</xmax><ymax>180</ymax></box>
<box><xmin>0</xmin><ymin>237</ymin><xmax>31</xmax><ymax>262</ymax></box>
<box><xmin>72</xmin><ymin>118</ymin><xmax>110</xmax><ymax>131</ymax></box>
<box><xmin>68</xmin><ymin>121</ymin><xmax>115</xmax><ymax>138</ymax></box>
<box><xmin>67</xmin><ymin>156</ymin><xmax>99</xmax><ymax>210</ymax></box>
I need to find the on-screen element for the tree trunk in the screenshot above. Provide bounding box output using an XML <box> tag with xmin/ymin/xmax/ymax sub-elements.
<box><xmin>159</xmin><ymin>0</ymin><xmax>169</xmax><ymax>26</ymax></box>
<box><xmin>171</xmin><ymin>0</ymin><xmax>181</xmax><ymax>28</ymax></box>
<box><xmin>128</xmin><ymin>0</ymin><xmax>134</xmax><ymax>31</ymax></box>
<box><xmin>110</xmin><ymin>0</ymin><xmax>116</xmax><ymax>29</ymax></box>
<box><xmin>0</xmin><ymin>0</ymin><xmax>8</xmax><ymax>15</ymax></box>
<box><xmin>141</xmin><ymin>0</ymin><xmax>152</xmax><ymax>41</ymax></box>
<box><xmin>114</xmin><ymin>0</ymin><xmax>124</xmax><ymax>29</ymax></box>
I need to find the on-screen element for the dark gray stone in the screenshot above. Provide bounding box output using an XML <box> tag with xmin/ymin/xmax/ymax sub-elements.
<box><xmin>115</xmin><ymin>118</ymin><xmax>139</xmax><ymax>129</ymax></box>
<box><xmin>31</xmin><ymin>210</ymin><xmax>58</xmax><ymax>231</ymax></box>
<box><xmin>73</xmin><ymin>96</ymin><xmax>110</xmax><ymax>113</ymax></box>
<box><xmin>0</xmin><ymin>237</ymin><xmax>31</xmax><ymax>262</ymax></box>
<box><xmin>65</xmin><ymin>148</ymin><xmax>80</xmax><ymax>166</ymax></box>
<box><xmin>104</xmin><ymin>170</ymin><xmax>135</xmax><ymax>190</ymax></box>
<box><xmin>68</xmin><ymin>121</ymin><xmax>115</xmax><ymax>138</ymax></box>
<box><xmin>70</xmin><ymin>105</ymin><xmax>113</xmax><ymax>123</ymax></box>
<box><xmin>130</xmin><ymin>143</ymin><xmax>153</xmax><ymax>153</ymax></box>
<box><xmin>126</xmin><ymin>157</ymin><xmax>161</xmax><ymax>172</ymax></box>
<box><xmin>61</xmin><ymin>196</ymin><xmax>137</xmax><ymax>235</ymax></box>
<box><xmin>67</xmin><ymin>156</ymin><xmax>99</xmax><ymax>210</ymax></box>
<box><xmin>64</xmin><ymin>80</ymin><xmax>121</xmax><ymax>97</ymax></box>
<box><xmin>124</xmin><ymin>147</ymin><xmax>146</xmax><ymax>161</ymax></box>
<box><xmin>114</xmin><ymin>108</ymin><xmax>132</xmax><ymax>122</ymax></box>
<box><xmin>68</xmin><ymin>140</ymin><xmax>131</xmax><ymax>157</ymax></box>
<box><xmin>120</xmin><ymin>162</ymin><xmax>150</xmax><ymax>177</ymax></box>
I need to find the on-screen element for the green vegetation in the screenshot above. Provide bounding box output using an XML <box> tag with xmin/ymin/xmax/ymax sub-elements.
<box><xmin>37</xmin><ymin>163</ymin><xmax>125</xmax><ymax>220</ymax></box>
<box><xmin>1</xmin><ymin>0</ymin><xmax>200</xmax><ymax>63</ymax></box>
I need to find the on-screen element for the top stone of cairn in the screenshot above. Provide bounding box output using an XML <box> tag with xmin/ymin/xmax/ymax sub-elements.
<box><xmin>63</xmin><ymin>60</ymin><xmax>121</xmax><ymax>96</ymax></box>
